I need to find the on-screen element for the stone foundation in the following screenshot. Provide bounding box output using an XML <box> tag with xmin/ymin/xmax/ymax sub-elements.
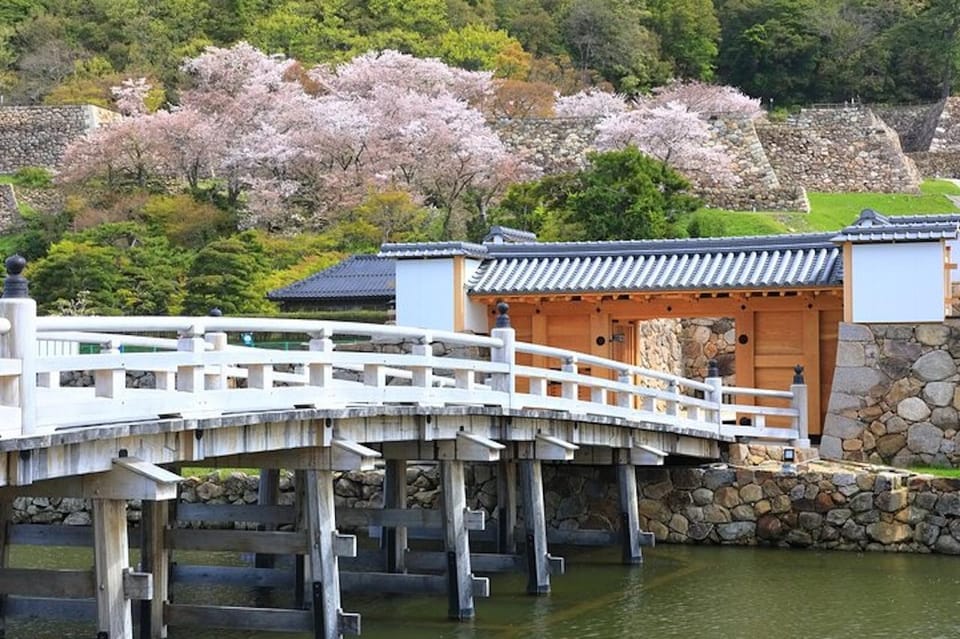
<box><xmin>822</xmin><ymin>322</ymin><xmax>960</xmax><ymax>467</ymax></box>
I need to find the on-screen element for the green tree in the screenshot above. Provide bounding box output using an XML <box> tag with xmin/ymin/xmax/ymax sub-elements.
<box><xmin>182</xmin><ymin>233</ymin><xmax>275</xmax><ymax>315</ymax></box>
<box><xmin>436</xmin><ymin>23</ymin><xmax>530</xmax><ymax>77</ymax></box>
<box><xmin>647</xmin><ymin>0</ymin><xmax>720</xmax><ymax>80</ymax></box>
<box><xmin>28</xmin><ymin>240</ymin><xmax>122</xmax><ymax>314</ymax></box>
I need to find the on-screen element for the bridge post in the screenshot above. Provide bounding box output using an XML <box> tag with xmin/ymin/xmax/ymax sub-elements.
<box><xmin>0</xmin><ymin>255</ymin><xmax>36</xmax><ymax>436</ymax></box>
<box><xmin>304</xmin><ymin>468</ymin><xmax>348</xmax><ymax>639</ymax></box>
<box><xmin>203</xmin><ymin>308</ymin><xmax>228</xmax><ymax>390</ymax></box>
<box><xmin>139</xmin><ymin>500</ymin><xmax>170</xmax><ymax>639</ymax></box>
<box><xmin>441</xmin><ymin>459</ymin><xmax>475</xmax><ymax>620</ymax></box>
<box><xmin>705</xmin><ymin>359</ymin><xmax>724</xmax><ymax>431</ymax></box>
<box><xmin>383</xmin><ymin>459</ymin><xmax>408</xmax><ymax>573</ymax></box>
<box><xmin>94</xmin><ymin>498</ymin><xmax>134</xmax><ymax>638</ymax></box>
<box><xmin>496</xmin><ymin>460</ymin><xmax>517</xmax><ymax>554</ymax></box>
<box><xmin>617</xmin><ymin>462</ymin><xmax>643</xmax><ymax>564</ymax></box>
<box><xmin>519</xmin><ymin>459</ymin><xmax>550</xmax><ymax>594</ymax></box>
<box><xmin>256</xmin><ymin>469</ymin><xmax>280</xmax><ymax>571</ymax></box>
<box><xmin>791</xmin><ymin>365</ymin><xmax>810</xmax><ymax>448</ymax></box>
<box><xmin>490</xmin><ymin>302</ymin><xmax>516</xmax><ymax>405</ymax></box>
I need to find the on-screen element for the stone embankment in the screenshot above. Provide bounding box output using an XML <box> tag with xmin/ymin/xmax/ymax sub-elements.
<box><xmin>0</xmin><ymin>105</ymin><xmax>118</xmax><ymax>173</ymax></box>
<box><xmin>17</xmin><ymin>459</ymin><xmax>960</xmax><ymax>555</ymax></box>
<box><xmin>822</xmin><ymin>322</ymin><xmax>960</xmax><ymax>467</ymax></box>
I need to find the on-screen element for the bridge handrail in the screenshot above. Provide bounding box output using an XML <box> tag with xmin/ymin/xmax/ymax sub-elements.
<box><xmin>0</xmin><ymin>308</ymin><xmax>809</xmax><ymax>447</ymax></box>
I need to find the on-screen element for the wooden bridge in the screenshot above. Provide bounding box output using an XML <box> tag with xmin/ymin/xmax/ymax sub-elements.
<box><xmin>0</xmin><ymin>257</ymin><xmax>808</xmax><ymax>638</ymax></box>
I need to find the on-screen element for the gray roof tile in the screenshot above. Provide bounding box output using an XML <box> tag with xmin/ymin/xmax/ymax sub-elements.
<box><xmin>833</xmin><ymin>208</ymin><xmax>960</xmax><ymax>243</ymax></box>
<box><xmin>267</xmin><ymin>254</ymin><xmax>395</xmax><ymax>302</ymax></box>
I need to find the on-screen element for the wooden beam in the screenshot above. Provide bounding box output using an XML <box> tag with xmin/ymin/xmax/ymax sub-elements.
<box><xmin>441</xmin><ymin>460</ymin><xmax>475</xmax><ymax>620</ymax></box>
<box><xmin>383</xmin><ymin>459</ymin><xmax>407</xmax><ymax>573</ymax></box>
<box><xmin>437</xmin><ymin>432</ymin><xmax>505</xmax><ymax>462</ymax></box>
<box><xmin>0</xmin><ymin>568</ymin><xmax>95</xmax><ymax>598</ymax></box>
<box><xmin>340</xmin><ymin>572</ymin><xmax>489</xmax><ymax>597</ymax></box>
<box><xmin>617</xmin><ymin>464</ymin><xmax>643</xmax><ymax>565</ymax></box>
<box><xmin>139</xmin><ymin>500</ymin><xmax>169</xmax><ymax>639</ymax></box>
<box><xmin>519</xmin><ymin>460</ymin><xmax>551</xmax><ymax>595</ymax></box>
<box><xmin>4</xmin><ymin>458</ymin><xmax>183</xmax><ymax>501</ymax></box>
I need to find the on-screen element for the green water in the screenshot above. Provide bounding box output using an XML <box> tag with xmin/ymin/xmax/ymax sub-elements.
<box><xmin>8</xmin><ymin>545</ymin><xmax>960</xmax><ymax>639</ymax></box>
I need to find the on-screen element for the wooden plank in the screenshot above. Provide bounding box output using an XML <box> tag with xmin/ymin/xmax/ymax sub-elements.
<box><xmin>405</xmin><ymin>551</ymin><xmax>523</xmax><ymax>573</ymax></box>
<box><xmin>175</xmin><ymin>503</ymin><xmax>295</xmax><ymax>525</ymax></box>
<box><xmin>340</xmin><ymin>572</ymin><xmax>489</xmax><ymax>597</ymax></box>
<box><xmin>0</xmin><ymin>568</ymin><xmax>95</xmax><ymax>598</ymax></box>
<box><xmin>165</xmin><ymin>603</ymin><xmax>313</xmax><ymax>632</ymax></box>
<box><xmin>93</xmin><ymin>498</ymin><xmax>133</xmax><ymax>639</ymax></box>
<box><xmin>171</xmin><ymin>564</ymin><xmax>292</xmax><ymax>589</ymax></box>
<box><xmin>167</xmin><ymin>529</ymin><xmax>307</xmax><ymax>554</ymax></box>
<box><xmin>6</xmin><ymin>596</ymin><xmax>94</xmax><ymax>620</ymax></box>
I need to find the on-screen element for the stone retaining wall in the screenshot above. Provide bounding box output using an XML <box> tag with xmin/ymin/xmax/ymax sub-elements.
<box><xmin>874</xmin><ymin>102</ymin><xmax>944</xmax><ymax>153</ymax></box>
<box><xmin>908</xmin><ymin>151</ymin><xmax>960</xmax><ymax>178</ymax></box>
<box><xmin>930</xmin><ymin>97</ymin><xmax>960</xmax><ymax>153</ymax></box>
<box><xmin>822</xmin><ymin>322</ymin><xmax>960</xmax><ymax>467</ymax></box>
<box><xmin>22</xmin><ymin>462</ymin><xmax>960</xmax><ymax>555</ymax></box>
<box><xmin>756</xmin><ymin>107</ymin><xmax>921</xmax><ymax>193</ymax></box>
<box><xmin>0</xmin><ymin>105</ymin><xmax>119</xmax><ymax>173</ymax></box>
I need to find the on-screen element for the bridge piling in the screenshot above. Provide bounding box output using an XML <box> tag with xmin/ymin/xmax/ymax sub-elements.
<box><xmin>617</xmin><ymin>463</ymin><xmax>643</xmax><ymax>564</ymax></box>
<box><xmin>139</xmin><ymin>500</ymin><xmax>170</xmax><ymax>639</ymax></box>
<box><xmin>94</xmin><ymin>498</ymin><xmax>133</xmax><ymax>638</ymax></box>
<box><xmin>383</xmin><ymin>460</ymin><xmax>408</xmax><ymax>573</ymax></box>
<box><xmin>496</xmin><ymin>460</ymin><xmax>517</xmax><ymax>554</ymax></box>
<box><xmin>519</xmin><ymin>460</ymin><xmax>550</xmax><ymax>594</ymax></box>
<box><xmin>441</xmin><ymin>460</ymin><xmax>476</xmax><ymax>620</ymax></box>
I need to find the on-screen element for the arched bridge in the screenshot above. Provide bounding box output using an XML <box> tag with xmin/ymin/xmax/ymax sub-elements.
<box><xmin>0</xmin><ymin>264</ymin><xmax>808</xmax><ymax>639</ymax></box>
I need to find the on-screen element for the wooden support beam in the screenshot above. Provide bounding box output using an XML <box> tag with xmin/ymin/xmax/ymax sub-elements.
<box><xmin>340</xmin><ymin>572</ymin><xmax>489</xmax><ymax>597</ymax></box>
<box><xmin>437</xmin><ymin>432</ymin><xmax>504</xmax><ymax>462</ymax></box>
<box><xmin>168</xmin><ymin>529</ymin><xmax>307</xmax><ymax>554</ymax></box>
<box><xmin>304</xmin><ymin>469</ymin><xmax>357</xmax><ymax>639</ymax></box>
<box><xmin>519</xmin><ymin>460</ymin><xmax>551</xmax><ymax>595</ymax></box>
<box><xmin>4</xmin><ymin>458</ymin><xmax>183</xmax><ymax>501</ymax></box>
<box><xmin>496</xmin><ymin>460</ymin><xmax>517</xmax><ymax>554</ymax></box>
<box><xmin>383</xmin><ymin>460</ymin><xmax>407</xmax><ymax>573</ymax></box>
<box><xmin>630</xmin><ymin>444</ymin><xmax>667</xmax><ymax>466</ymax></box>
<box><xmin>94</xmin><ymin>498</ymin><xmax>133</xmax><ymax>639</ymax></box>
<box><xmin>255</xmin><ymin>468</ymin><xmax>280</xmax><ymax>571</ymax></box>
<box><xmin>331</xmin><ymin>439</ymin><xmax>380</xmax><ymax>472</ymax></box>
<box><xmin>139</xmin><ymin>500</ymin><xmax>169</xmax><ymax>639</ymax></box>
<box><xmin>617</xmin><ymin>464</ymin><xmax>643</xmax><ymax>565</ymax></box>
<box><xmin>441</xmin><ymin>460</ymin><xmax>475</xmax><ymax>620</ymax></box>
<box><xmin>520</xmin><ymin>434</ymin><xmax>578</xmax><ymax>461</ymax></box>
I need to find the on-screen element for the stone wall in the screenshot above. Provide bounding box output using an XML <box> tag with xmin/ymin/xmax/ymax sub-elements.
<box><xmin>493</xmin><ymin>117</ymin><xmax>597</xmax><ymax>175</ymax></box>
<box><xmin>757</xmin><ymin>107</ymin><xmax>921</xmax><ymax>193</ymax></box>
<box><xmin>0</xmin><ymin>185</ymin><xmax>18</xmax><ymax>231</ymax></box>
<box><xmin>929</xmin><ymin>97</ymin><xmax>960</xmax><ymax>152</ymax></box>
<box><xmin>822</xmin><ymin>322</ymin><xmax>960</xmax><ymax>467</ymax></box>
<box><xmin>30</xmin><ymin>462</ymin><xmax>960</xmax><ymax>556</ymax></box>
<box><xmin>909</xmin><ymin>151</ymin><xmax>960</xmax><ymax>179</ymax></box>
<box><xmin>874</xmin><ymin>102</ymin><xmax>944</xmax><ymax>153</ymax></box>
<box><xmin>0</xmin><ymin>105</ymin><xmax>119</xmax><ymax>173</ymax></box>
<box><xmin>635</xmin><ymin>318</ymin><xmax>683</xmax><ymax>379</ymax></box>
<box><xmin>680</xmin><ymin>318</ymin><xmax>736</xmax><ymax>383</ymax></box>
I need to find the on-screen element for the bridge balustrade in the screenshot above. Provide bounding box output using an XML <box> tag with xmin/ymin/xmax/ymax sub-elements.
<box><xmin>0</xmin><ymin>292</ymin><xmax>808</xmax><ymax>445</ymax></box>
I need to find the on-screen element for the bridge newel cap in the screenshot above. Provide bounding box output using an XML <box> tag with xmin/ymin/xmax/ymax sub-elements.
<box><xmin>2</xmin><ymin>254</ymin><xmax>28</xmax><ymax>299</ymax></box>
<box><xmin>495</xmin><ymin>302</ymin><xmax>511</xmax><ymax>328</ymax></box>
<box><xmin>707</xmin><ymin>359</ymin><xmax>719</xmax><ymax>378</ymax></box>
<box><xmin>209</xmin><ymin>307</ymin><xmax>223</xmax><ymax>317</ymax></box>
<box><xmin>793</xmin><ymin>364</ymin><xmax>805</xmax><ymax>384</ymax></box>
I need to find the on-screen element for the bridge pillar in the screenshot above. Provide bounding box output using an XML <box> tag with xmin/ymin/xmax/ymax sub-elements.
<box><xmin>519</xmin><ymin>459</ymin><xmax>550</xmax><ymax>595</ymax></box>
<box><xmin>304</xmin><ymin>468</ymin><xmax>351</xmax><ymax>639</ymax></box>
<box><xmin>139</xmin><ymin>500</ymin><xmax>170</xmax><ymax>639</ymax></box>
<box><xmin>496</xmin><ymin>460</ymin><xmax>517</xmax><ymax>554</ymax></box>
<box><xmin>383</xmin><ymin>459</ymin><xmax>408</xmax><ymax>573</ymax></box>
<box><xmin>441</xmin><ymin>460</ymin><xmax>475</xmax><ymax>620</ymax></box>
<box><xmin>94</xmin><ymin>498</ymin><xmax>134</xmax><ymax>638</ymax></box>
<box><xmin>617</xmin><ymin>463</ymin><xmax>643</xmax><ymax>564</ymax></box>
<box><xmin>256</xmin><ymin>468</ymin><xmax>280</xmax><ymax>570</ymax></box>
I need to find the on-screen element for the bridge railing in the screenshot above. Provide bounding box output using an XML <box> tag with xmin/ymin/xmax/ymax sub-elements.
<box><xmin>0</xmin><ymin>297</ymin><xmax>807</xmax><ymax>446</ymax></box>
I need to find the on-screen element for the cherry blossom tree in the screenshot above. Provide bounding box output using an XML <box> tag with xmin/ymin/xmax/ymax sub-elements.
<box><xmin>648</xmin><ymin>80</ymin><xmax>762</xmax><ymax>117</ymax></box>
<box><xmin>553</xmin><ymin>89</ymin><xmax>628</xmax><ymax>117</ymax></box>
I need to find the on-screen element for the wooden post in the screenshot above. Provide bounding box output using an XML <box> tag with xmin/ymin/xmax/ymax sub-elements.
<box><xmin>0</xmin><ymin>497</ymin><xmax>11</xmax><ymax>639</ymax></box>
<box><xmin>256</xmin><ymin>469</ymin><xmax>280</xmax><ymax>570</ymax></box>
<box><xmin>441</xmin><ymin>460</ymin><xmax>475</xmax><ymax>620</ymax></box>
<box><xmin>304</xmin><ymin>469</ymin><xmax>344</xmax><ymax>639</ymax></box>
<box><xmin>705</xmin><ymin>359</ymin><xmax>724</xmax><ymax>432</ymax></box>
<box><xmin>791</xmin><ymin>365</ymin><xmax>810</xmax><ymax>448</ymax></box>
<box><xmin>496</xmin><ymin>460</ymin><xmax>517</xmax><ymax>554</ymax></box>
<box><xmin>204</xmin><ymin>309</ymin><xmax>228</xmax><ymax>390</ymax></box>
<box><xmin>140</xmin><ymin>500</ymin><xmax>170</xmax><ymax>639</ymax></box>
<box><xmin>94</xmin><ymin>498</ymin><xmax>133</xmax><ymax>638</ymax></box>
<box><xmin>490</xmin><ymin>303</ymin><xmax>516</xmax><ymax>407</ymax></box>
<box><xmin>617</xmin><ymin>464</ymin><xmax>643</xmax><ymax>565</ymax></box>
<box><xmin>383</xmin><ymin>460</ymin><xmax>407</xmax><ymax>573</ymax></box>
<box><xmin>519</xmin><ymin>460</ymin><xmax>550</xmax><ymax>595</ymax></box>
<box><xmin>294</xmin><ymin>470</ymin><xmax>307</xmax><ymax>610</ymax></box>
<box><xmin>0</xmin><ymin>255</ymin><xmax>36</xmax><ymax>437</ymax></box>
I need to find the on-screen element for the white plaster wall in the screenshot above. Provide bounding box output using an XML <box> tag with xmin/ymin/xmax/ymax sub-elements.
<box><xmin>851</xmin><ymin>243</ymin><xmax>945</xmax><ymax>322</ymax></box>
<box><xmin>396</xmin><ymin>259</ymin><xmax>455</xmax><ymax>330</ymax></box>
<box><xmin>463</xmin><ymin>258</ymin><xmax>489</xmax><ymax>333</ymax></box>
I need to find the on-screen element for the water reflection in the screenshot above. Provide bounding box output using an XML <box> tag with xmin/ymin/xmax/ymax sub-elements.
<box><xmin>6</xmin><ymin>545</ymin><xmax>960</xmax><ymax>639</ymax></box>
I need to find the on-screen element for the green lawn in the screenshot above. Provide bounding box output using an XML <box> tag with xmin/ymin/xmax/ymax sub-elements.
<box><xmin>691</xmin><ymin>179</ymin><xmax>960</xmax><ymax>237</ymax></box>
<box><xmin>909</xmin><ymin>466</ymin><xmax>960</xmax><ymax>478</ymax></box>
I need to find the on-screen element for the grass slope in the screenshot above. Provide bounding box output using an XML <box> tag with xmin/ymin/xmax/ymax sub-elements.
<box><xmin>692</xmin><ymin>179</ymin><xmax>960</xmax><ymax>237</ymax></box>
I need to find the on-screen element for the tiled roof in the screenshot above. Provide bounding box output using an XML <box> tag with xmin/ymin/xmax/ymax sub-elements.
<box><xmin>469</xmin><ymin>233</ymin><xmax>842</xmax><ymax>296</ymax></box>
<box><xmin>379</xmin><ymin>242</ymin><xmax>488</xmax><ymax>259</ymax></box>
<box><xmin>267</xmin><ymin>255</ymin><xmax>395</xmax><ymax>302</ymax></box>
<box><xmin>832</xmin><ymin>209</ymin><xmax>960</xmax><ymax>243</ymax></box>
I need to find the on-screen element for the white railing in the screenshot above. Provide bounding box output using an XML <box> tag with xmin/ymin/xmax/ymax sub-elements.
<box><xmin>0</xmin><ymin>305</ymin><xmax>808</xmax><ymax>446</ymax></box>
